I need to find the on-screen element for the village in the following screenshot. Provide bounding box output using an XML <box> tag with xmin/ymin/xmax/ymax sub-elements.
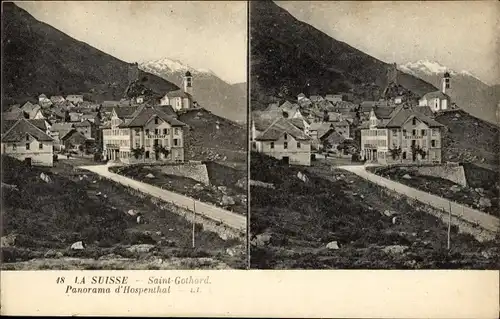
<box><xmin>1</xmin><ymin>63</ymin><xmax>248</xmax><ymax>270</ymax></box>
<box><xmin>251</xmin><ymin>64</ymin><xmax>453</xmax><ymax>167</ymax></box>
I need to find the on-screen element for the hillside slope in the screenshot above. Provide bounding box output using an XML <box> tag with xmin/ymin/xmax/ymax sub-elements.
<box><xmin>2</xmin><ymin>3</ymin><xmax>178</xmax><ymax>107</ymax></box>
<box><xmin>250</xmin><ymin>1</ymin><xmax>437</xmax><ymax>109</ymax></box>
<box><xmin>140</xmin><ymin>58</ymin><xmax>247</xmax><ymax>123</ymax></box>
<box><xmin>179</xmin><ymin>109</ymin><xmax>247</xmax><ymax>162</ymax></box>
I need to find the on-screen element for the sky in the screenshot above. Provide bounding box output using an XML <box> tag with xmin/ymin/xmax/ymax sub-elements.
<box><xmin>276</xmin><ymin>1</ymin><xmax>499</xmax><ymax>85</ymax></box>
<box><xmin>15</xmin><ymin>1</ymin><xmax>247</xmax><ymax>84</ymax></box>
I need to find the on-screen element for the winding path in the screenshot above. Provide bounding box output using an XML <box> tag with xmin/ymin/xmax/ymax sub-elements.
<box><xmin>79</xmin><ymin>164</ymin><xmax>246</xmax><ymax>232</ymax></box>
<box><xmin>339</xmin><ymin>165</ymin><xmax>499</xmax><ymax>233</ymax></box>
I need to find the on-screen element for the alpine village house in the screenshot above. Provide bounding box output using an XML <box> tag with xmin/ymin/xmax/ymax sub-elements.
<box><xmin>102</xmin><ymin>72</ymin><xmax>194</xmax><ymax>163</ymax></box>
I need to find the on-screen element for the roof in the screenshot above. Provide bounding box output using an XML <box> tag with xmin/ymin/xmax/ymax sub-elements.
<box><xmin>310</xmin><ymin>95</ymin><xmax>324</xmax><ymax>102</ymax></box>
<box><xmin>2</xmin><ymin>119</ymin><xmax>48</xmax><ymax>134</ymax></box>
<box><xmin>2</xmin><ymin>110</ymin><xmax>26</xmax><ymax>121</ymax></box>
<box><xmin>421</xmin><ymin>91</ymin><xmax>450</xmax><ymax>100</ymax></box>
<box><xmin>21</xmin><ymin>101</ymin><xmax>38</xmax><ymax>113</ymax></box>
<box><xmin>331</xmin><ymin>120</ymin><xmax>349</xmax><ymax>127</ymax></box>
<box><xmin>39</xmin><ymin>94</ymin><xmax>47</xmax><ymax>98</ymax></box>
<box><xmin>309</xmin><ymin>122</ymin><xmax>333</xmax><ymax>139</ymax></box>
<box><xmin>50</xmin><ymin>122</ymin><xmax>74</xmax><ymax>132</ymax></box>
<box><xmin>289</xmin><ymin>118</ymin><xmax>307</xmax><ymax>130</ymax></box>
<box><xmin>1</xmin><ymin>119</ymin><xmax>53</xmax><ymax>142</ymax></box>
<box><xmin>320</xmin><ymin>129</ymin><xmax>346</xmax><ymax>144</ymax></box>
<box><xmin>373</xmin><ymin>107</ymin><xmax>396</xmax><ymax>119</ymax></box>
<box><xmin>73</xmin><ymin>120</ymin><xmax>92</xmax><ymax>127</ymax></box>
<box><xmin>61</xmin><ymin>129</ymin><xmax>88</xmax><ymax>142</ymax></box>
<box><xmin>165</xmin><ymin>90</ymin><xmax>192</xmax><ymax>98</ymax></box>
<box><xmin>114</xmin><ymin>107</ymin><xmax>137</xmax><ymax>119</ymax></box>
<box><xmin>120</xmin><ymin>105</ymin><xmax>186</xmax><ymax>128</ymax></box>
<box><xmin>384</xmin><ymin>107</ymin><xmax>445</xmax><ymax>128</ymax></box>
<box><xmin>256</xmin><ymin>118</ymin><xmax>311</xmax><ymax>141</ymax></box>
<box><xmin>66</xmin><ymin>94</ymin><xmax>83</xmax><ymax>98</ymax></box>
<box><xmin>253</xmin><ymin>117</ymin><xmax>276</xmax><ymax>132</ymax></box>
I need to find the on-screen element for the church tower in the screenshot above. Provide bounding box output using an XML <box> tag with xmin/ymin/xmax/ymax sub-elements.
<box><xmin>441</xmin><ymin>71</ymin><xmax>451</xmax><ymax>94</ymax></box>
<box><xmin>183</xmin><ymin>71</ymin><xmax>193</xmax><ymax>96</ymax></box>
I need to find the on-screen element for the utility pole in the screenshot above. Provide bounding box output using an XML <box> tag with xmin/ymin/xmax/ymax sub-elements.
<box><xmin>192</xmin><ymin>199</ymin><xmax>196</xmax><ymax>249</ymax></box>
<box><xmin>447</xmin><ymin>202</ymin><xmax>452</xmax><ymax>250</ymax></box>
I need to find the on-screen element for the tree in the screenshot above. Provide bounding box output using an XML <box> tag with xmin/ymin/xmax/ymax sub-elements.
<box><xmin>131</xmin><ymin>146</ymin><xmax>145</xmax><ymax>159</ymax></box>
<box><xmin>389</xmin><ymin>146</ymin><xmax>402</xmax><ymax>160</ymax></box>
<box><xmin>410</xmin><ymin>144</ymin><xmax>427</xmax><ymax>161</ymax></box>
<box><xmin>153</xmin><ymin>144</ymin><xmax>170</xmax><ymax>160</ymax></box>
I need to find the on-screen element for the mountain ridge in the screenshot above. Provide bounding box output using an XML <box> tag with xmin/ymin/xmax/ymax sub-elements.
<box><xmin>2</xmin><ymin>2</ymin><xmax>179</xmax><ymax>107</ymax></box>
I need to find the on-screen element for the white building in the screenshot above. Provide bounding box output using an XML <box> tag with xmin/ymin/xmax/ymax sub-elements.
<box><xmin>419</xmin><ymin>72</ymin><xmax>452</xmax><ymax>112</ymax></box>
<box><xmin>1</xmin><ymin>118</ymin><xmax>54</xmax><ymax>166</ymax></box>
<box><xmin>160</xmin><ymin>71</ymin><xmax>194</xmax><ymax>111</ymax></box>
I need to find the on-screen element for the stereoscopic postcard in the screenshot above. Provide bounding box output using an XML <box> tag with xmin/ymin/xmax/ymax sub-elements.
<box><xmin>1</xmin><ymin>1</ymin><xmax>498</xmax><ymax>317</ymax></box>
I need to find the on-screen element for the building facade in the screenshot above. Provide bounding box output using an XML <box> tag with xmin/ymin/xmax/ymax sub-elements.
<box><xmin>102</xmin><ymin>105</ymin><xmax>186</xmax><ymax>163</ymax></box>
<box><xmin>361</xmin><ymin>107</ymin><xmax>444</xmax><ymax>164</ymax></box>
<box><xmin>1</xmin><ymin>119</ymin><xmax>54</xmax><ymax>166</ymax></box>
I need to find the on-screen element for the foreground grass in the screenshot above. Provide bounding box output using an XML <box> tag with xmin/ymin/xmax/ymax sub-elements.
<box><xmin>250</xmin><ymin>153</ymin><xmax>499</xmax><ymax>269</ymax></box>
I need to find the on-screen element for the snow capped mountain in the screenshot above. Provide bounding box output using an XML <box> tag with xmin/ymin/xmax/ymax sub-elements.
<box><xmin>138</xmin><ymin>57</ymin><xmax>246</xmax><ymax>123</ymax></box>
<box><xmin>399</xmin><ymin>60</ymin><xmax>485</xmax><ymax>83</ymax></box>
<box><xmin>139</xmin><ymin>57</ymin><xmax>218</xmax><ymax>79</ymax></box>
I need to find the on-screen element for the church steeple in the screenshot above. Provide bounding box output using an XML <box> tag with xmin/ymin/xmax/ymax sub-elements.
<box><xmin>183</xmin><ymin>71</ymin><xmax>193</xmax><ymax>96</ymax></box>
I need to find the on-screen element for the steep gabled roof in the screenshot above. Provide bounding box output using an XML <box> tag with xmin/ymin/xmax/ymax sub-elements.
<box><xmin>1</xmin><ymin>118</ymin><xmax>53</xmax><ymax>142</ymax></box>
<box><xmin>113</xmin><ymin>106</ymin><xmax>137</xmax><ymax>119</ymax></box>
<box><xmin>256</xmin><ymin>118</ymin><xmax>311</xmax><ymax>141</ymax></box>
<box><xmin>320</xmin><ymin>129</ymin><xmax>346</xmax><ymax>144</ymax></box>
<box><xmin>2</xmin><ymin>110</ymin><xmax>26</xmax><ymax>120</ymax></box>
<box><xmin>373</xmin><ymin>106</ymin><xmax>396</xmax><ymax>119</ymax></box>
<box><xmin>121</xmin><ymin>105</ymin><xmax>185</xmax><ymax>128</ymax></box>
<box><xmin>50</xmin><ymin>122</ymin><xmax>74</xmax><ymax>132</ymax></box>
<box><xmin>309</xmin><ymin>122</ymin><xmax>333</xmax><ymax>139</ymax></box>
<box><xmin>289</xmin><ymin>118</ymin><xmax>308</xmax><ymax>130</ymax></box>
<box><xmin>384</xmin><ymin>107</ymin><xmax>445</xmax><ymax>128</ymax></box>
<box><xmin>73</xmin><ymin>120</ymin><xmax>92</xmax><ymax>127</ymax></box>
<box><xmin>2</xmin><ymin>119</ymin><xmax>49</xmax><ymax>134</ymax></box>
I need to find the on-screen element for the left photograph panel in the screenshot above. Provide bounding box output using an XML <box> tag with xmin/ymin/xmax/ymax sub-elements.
<box><xmin>1</xmin><ymin>1</ymin><xmax>248</xmax><ymax>270</ymax></box>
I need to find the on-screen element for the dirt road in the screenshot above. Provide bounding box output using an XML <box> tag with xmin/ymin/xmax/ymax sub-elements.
<box><xmin>79</xmin><ymin>165</ymin><xmax>247</xmax><ymax>232</ymax></box>
<box><xmin>339</xmin><ymin>165</ymin><xmax>499</xmax><ymax>233</ymax></box>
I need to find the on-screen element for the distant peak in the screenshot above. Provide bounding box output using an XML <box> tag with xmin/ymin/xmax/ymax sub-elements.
<box><xmin>399</xmin><ymin>60</ymin><xmax>485</xmax><ymax>83</ymax></box>
<box><xmin>139</xmin><ymin>57</ymin><xmax>217</xmax><ymax>77</ymax></box>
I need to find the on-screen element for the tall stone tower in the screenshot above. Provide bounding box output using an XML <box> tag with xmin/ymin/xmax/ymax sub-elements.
<box><xmin>386</xmin><ymin>62</ymin><xmax>398</xmax><ymax>85</ymax></box>
<box><xmin>441</xmin><ymin>71</ymin><xmax>451</xmax><ymax>94</ymax></box>
<box><xmin>183</xmin><ymin>71</ymin><xmax>193</xmax><ymax>96</ymax></box>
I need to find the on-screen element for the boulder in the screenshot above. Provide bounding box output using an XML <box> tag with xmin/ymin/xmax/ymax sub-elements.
<box><xmin>478</xmin><ymin>197</ymin><xmax>492</xmax><ymax>208</ymax></box>
<box><xmin>475</xmin><ymin>188</ymin><xmax>484</xmax><ymax>194</ymax></box>
<box><xmin>326</xmin><ymin>241</ymin><xmax>340</xmax><ymax>250</ymax></box>
<box><xmin>193</xmin><ymin>184</ymin><xmax>204</xmax><ymax>191</ymax></box>
<box><xmin>145</xmin><ymin>173</ymin><xmax>155</xmax><ymax>178</ymax></box>
<box><xmin>70</xmin><ymin>241</ymin><xmax>85</xmax><ymax>250</ymax></box>
<box><xmin>449</xmin><ymin>185</ymin><xmax>461</xmax><ymax>193</ymax></box>
<box><xmin>252</xmin><ymin>233</ymin><xmax>271</xmax><ymax>247</ymax></box>
<box><xmin>236</xmin><ymin>178</ymin><xmax>247</xmax><ymax>189</ymax></box>
<box><xmin>392</xmin><ymin>216</ymin><xmax>398</xmax><ymax>225</ymax></box>
<box><xmin>39</xmin><ymin>172</ymin><xmax>52</xmax><ymax>183</ymax></box>
<box><xmin>127</xmin><ymin>209</ymin><xmax>138</xmax><ymax>217</ymax></box>
<box><xmin>402</xmin><ymin>174</ymin><xmax>411</xmax><ymax>180</ymax></box>
<box><xmin>226</xmin><ymin>244</ymin><xmax>245</xmax><ymax>257</ymax></box>
<box><xmin>1</xmin><ymin>233</ymin><xmax>17</xmax><ymax>247</ymax></box>
<box><xmin>127</xmin><ymin>244</ymin><xmax>155</xmax><ymax>253</ymax></box>
<box><xmin>382</xmin><ymin>210</ymin><xmax>398</xmax><ymax>217</ymax></box>
<box><xmin>382</xmin><ymin>245</ymin><xmax>408</xmax><ymax>254</ymax></box>
<box><xmin>297</xmin><ymin>171</ymin><xmax>310</xmax><ymax>183</ymax></box>
<box><xmin>221</xmin><ymin>195</ymin><xmax>235</xmax><ymax>206</ymax></box>
<box><xmin>217</xmin><ymin>186</ymin><xmax>228</xmax><ymax>194</ymax></box>
<box><xmin>155</xmin><ymin>231</ymin><xmax>163</xmax><ymax>236</ymax></box>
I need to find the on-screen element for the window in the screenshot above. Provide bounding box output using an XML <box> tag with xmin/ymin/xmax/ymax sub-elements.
<box><xmin>145</xmin><ymin>129</ymin><xmax>150</xmax><ymax>136</ymax></box>
<box><xmin>173</xmin><ymin>139</ymin><xmax>179</xmax><ymax>146</ymax></box>
<box><xmin>270</xmin><ymin>142</ymin><xmax>274</xmax><ymax>149</ymax></box>
<box><xmin>154</xmin><ymin>117</ymin><xmax>159</xmax><ymax>124</ymax></box>
<box><xmin>403</xmin><ymin>129</ymin><xmax>407</xmax><ymax>136</ymax></box>
<box><xmin>284</xmin><ymin>133</ymin><xmax>288</xmax><ymax>140</ymax></box>
<box><xmin>154</xmin><ymin>139</ymin><xmax>159</xmax><ymax>146</ymax></box>
<box><xmin>421</xmin><ymin>129</ymin><xmax>426</xmax><ymax>136</ymax></box>
<box><xmin>412</xmin><ymin>129</ymin><xmax>416</xmax><ymax>136</ymax></box>
<box><xmin>412</xmin><ymin>118</ymin><xmax>417</xmax><ymax>125</ymax></box>
<box><xmin>174</xmin><ymin>128</ymin><xmax>180</xmax><ymax>135</ymax></box>
<box><xmin>135</xmin><ymin>129</ymin><xmax>140</xmax><ymax>136</ymax></box>
<box><xmin>432</xmin><ymin>128</ymin><xmax>438</xmax><ymax>136</ymax></box>
<box><xmin>392</xmin><ymin>129</ymin><xmax>398</xmax><ymax>136</ymax></box>
<box><xmin>431</xmin><ymin>140</ymin><xmax>436</xmax><ymax>147</ymax></box>
<box><xmin>163</xmin><ymin>128</ymin><xmax>168</xmax><ymax>135</ymax></box>
<box><xmin>39</xmin><ymin>143</ymin><xmax>43</xmax><ymax>149</ymax></box>
<box><xmin>26</xmin><ymin>143</ymin><xmax>30</xmax><ymax>150</ymax></box>
<box><xmin>411</xmin><ymin>140</ymin><xmax>416</xmax><ymax>147</ymax></box>
<box><xmin>402</xmin><ymin>152</ymin><xmax>407</xmax><ymax>159</ymax></box>
<box><xmin>145</xmin><ymin>151</ymin><xmax>150</xmax><ymax>159</ymax></box>
<box><xmin>12</xmin><ymin>144</ymin><xmax>16</xmax><ymax>151</ymax></box>
<box><xmin>297</xmin><ymin>142</ymin><xmax>301</xmax><ymax>148</ymax></box>
<box><xmin>284</xmin><ymin>142</ymin><xmax>288</xmax><ymax>149</ymax></box>
<box><xmin>26</xmin><ymin>135</ymin><xmax>30</xmax><ymax>141</ymax></box>
<box><xmin>155</xmin><ymin>129</ymin><xmax>159</xmax><ymax>135</ymax></box>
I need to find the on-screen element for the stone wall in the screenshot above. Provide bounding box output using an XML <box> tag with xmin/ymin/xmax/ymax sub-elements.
<box><xmin>157</xmin><ymin>162</ymin><xmax>210</xmax><ymax>185</ymax></box>
<box><xmin>414</xmin><ymin>163</ymin><xmax>467</xmax><ymax>187</ymax></box>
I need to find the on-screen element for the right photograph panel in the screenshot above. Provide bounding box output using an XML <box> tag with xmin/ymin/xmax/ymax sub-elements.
<box><xmin>249</xmin><ymin>1</ymin><xmax>499</xmax><ymax>269</ymax></box>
